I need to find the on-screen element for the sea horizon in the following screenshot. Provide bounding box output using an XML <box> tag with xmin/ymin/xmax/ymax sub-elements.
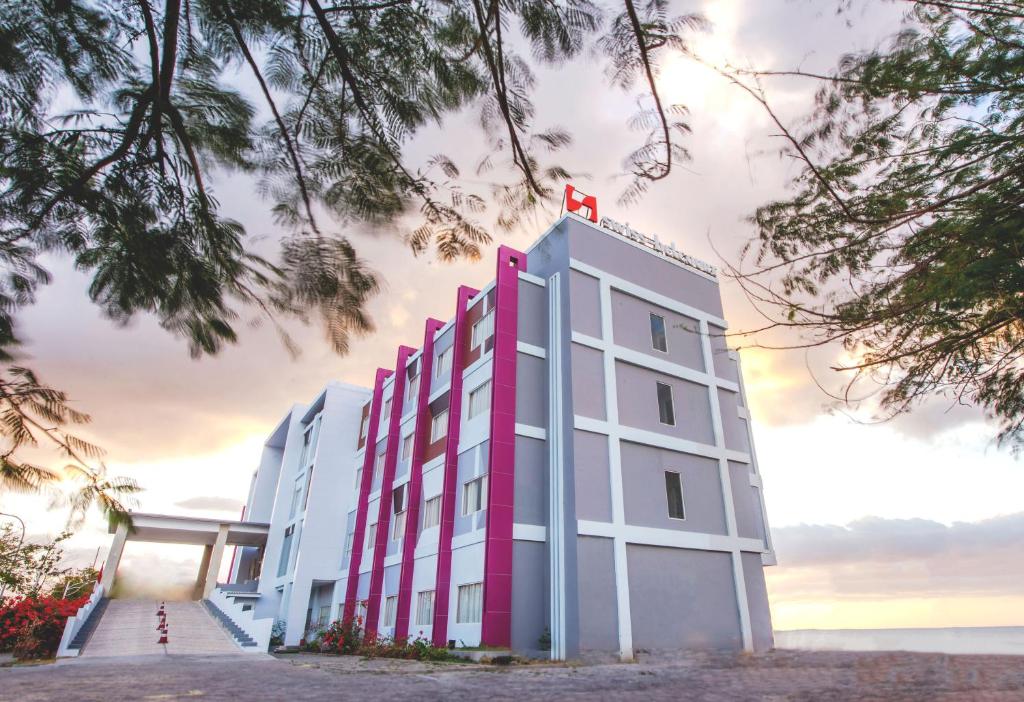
<box><xmin>774</xmin><ymin>625</ymin><xmax>1024</xmax><ymax>656</ymax></box>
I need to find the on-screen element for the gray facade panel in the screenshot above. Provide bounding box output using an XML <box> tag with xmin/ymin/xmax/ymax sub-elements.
<box><xmin>709</xmin><ymin>325</ymin><xmax>739</xmax><ymax>384</ymax></box>
<box><xmin>626</xmin><ymin>545</ymin><xmax>742</xmax><ymax>651</ymax></box>
<box><xmin>357</xmin><ymin>572</ymin><xmax>369</xmax><ymax>600</ymax></box>
<box><xmin>615</xmin><ymin>362</ymin><xmax>714</xmax><ymax>446</ymax></box>
<box><xmin>718</xmin><ymin>388</ymin><xmax>750</xmax><ymax>454</ymax></box>
<box><xmin>518</xmin><ymin>279</ymin><xmax>548</xmax><ymax>348</ymax></box>
<box><xmin>565</xmin><ymin>218</ymin><xmax>725</xmax><ymax>319</ymax></box>
<box><xmin>742</xmin><ymin>551</ymin><xmax>774</xmax><ymax>652</ymax></box>
<box><xmin>570</xmin><ymin>343</ymin><xmax>606</xmax><ymax>420</ymax></box>
<box><xmin>568</xmin><ymin>269</ymin><xmax>602</xmax><ymax>337</ymax></box>
<box><xmin>510</xmin><ymin>540</ymin><xmax>548</xmax><ymax>654</ymax></box>
<box><xmin>610</xmin><ymin>289</ymin><xmax>704</xmax><ymax>372</ymax></box>
<box><xmin>515</xmin><ymin>352</ymin><xmax>547</xmax><ymax>428</ymax></box>
<box><xmin>384</xmin><ymin>563</ymin><xmax>400</xmax><ymax>594</ymax></box>
<box><xmin>729</xmin><ymin>462</ymin><xmax>760</xmax><ymax>541</ymax></box>
<box><xmin>620</xmin><ymin>441</ymin><xmax>727</xmax><ymax>535</ymax></box>
<box><xmin>572</xmin><ymin>430</ymin><xmax>612</xmax><ymax>522</ymax></box>
<box><xmin>576</xmin><ymin>536</ymin><xmax>619</xmax><ymax>654</ymax></box>
<box><xmin>514</xmin><ymin>436</ymin><xmax>547</xmax><ymax>526</ymax></box>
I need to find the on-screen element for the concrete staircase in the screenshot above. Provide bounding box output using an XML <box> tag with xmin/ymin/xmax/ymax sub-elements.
<box><xmin>202</xmin><ymin>599</ymin><xmax>258</xmax><ymax>648</ymax></box>
<box><xmin>80</xmin><ymin>600</ymin><xmax>242</xmax><ymax>657</ymax></box>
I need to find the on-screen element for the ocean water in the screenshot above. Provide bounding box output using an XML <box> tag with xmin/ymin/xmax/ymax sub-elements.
<box><xmin>774</xmin><ymin>627</ymin><xmax>1024</xmax><ymax>656</ymax></box>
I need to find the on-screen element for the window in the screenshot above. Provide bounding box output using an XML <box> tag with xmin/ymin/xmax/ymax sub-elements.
<box><xmin>392</xmin><ymin>485</ymin><xmax>407</xmax><ymax>540</ymax></box>
<box><xmin>358</xmin><ymin>412</ymin><xmax>369</xmax><ymax>440</ymax></box>
<box><xmin>416</xmin><ymin>590</ymin><xmax>435</xmax><ymax>626</ymax></box>
<box><xmin>435</xmin><ymin>347</ymin><xmax>452</xmax><ymax>378</ymax></box>
<box><xmin>471</xmin><ymin>310</ymin><xmax>494</xmax><ymax>350</ymax></box>
<box><xmin>430</xmin><ymin>410</ymin><xmax>449</xmax><ymax>443</ymax></box>
<box><xmin>401</xmin><ymin>432</ymin><xmax>414</xmax><ymax>461</ymax></box>
<box><xmin>289</xmin><ymin>478</ymin><xmax>303</xmax><ymax>519</ymax></box>
<box><xmin>650</xmin><ymin>313</ymin><xmax>668</xmax><ymax>353</ymax></box>
<box><xmin>343</xmin><ymin>531</ymin><xmax>354</xmax><ymax>561</ymax></box>
<box><xmin>316</xmin><ymin>605</ymin><xmax>330</xmax><ymax>630</ymax></box>
<box><xmin>354</xmin><ymin>466</ymin><xmax>362</xmax><ymax>492</ymax></box>
<box><xmin>302</xmin><ymin>465</ymin><xmax>314</xmax><ymax>511</ymax></box>
<box><xmin>407</xmin><ymin>373</ymin><xmax>420</xmax><ymax>402</ymax></box>
<box><xmin>461</xmin><ymin>475</ymin><xmax>488</xmax><ymax>516</ymax></box>
<box><xmin>383</xmin><ymin>596</ymin><xmax>397</xmax><ymax>627</ymax></box>
<box><xmin>382</xmin><ymin>396</ymin><xmax>393</xmax><ymax>422</ymax></box>
<box><xmin>456</xmin><ymin>582</ymin><xmax>483</xmax><ymax>623</ymax></box>
<box><xmin>422</xmin><ymin>495</ymin><xmax>441</xmax><ymax>530</ymax></box>
<box><xmin>665</xmin><ymin>471</ymin><xmax>685</xmax><ymax>520</ymax></box>
<box><xmin>277</xmin><ymin>525</ymin><xmax>294</xmax><ymax>577</ymax></box>
<box><xmin>656</xmin><ymin>382</ymin><xmax>675</xmax><ymax>426</ymax></box>
<box><xmin>372</xmin><ymin>452</ymin><xmax>385</xmax><ymax>485</ymax></box>
<box><xmin>366</xmin><ymin>523</ymin><xmax>377</xmax><ymax>551</ymax></box>
<box><xmin>467</xmin><ymin>380</ymin><xmax>491</xmax><ymax>419</ymax></box>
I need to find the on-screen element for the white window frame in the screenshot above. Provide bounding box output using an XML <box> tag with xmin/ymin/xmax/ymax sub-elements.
<box><xmin>407</xmin><ymin>373</ymin><xmax>420</xmax><ymax>403</ymax></box>
<box><xmin>392</xmin><ymin>484</ymin><xmax>407</xmax><ymax>540</ymax></box>
<box><xmin>401</xmin><ymin>432</ymin><xmax>414</xmax><ymax>461</ymax></box>
<box><xmin>416</xmin><ymin>590</ymin><xmax>435</xmax><ymax>627</ymax></box>
<box><xmin>383</xmin><ymin>596</ymin><xmax>397</xmax><ymax>627</ymax></box>
<box><xmin>461</xmin><ymin>475</ymin><xmax>488</xmax><ymax>516</ymax></box>
<box><xmin>382</xmin><ymin>397</ymin><xmax>392</xmax><ymax>423</ymax></box>
<box><xmin>343</xmin><ymin>531</ymin><xmax>354</xmax><ymax>560</ymax></box>
<box><xmin>366</xmin><ymin>523</ymin><xmax>377</xmax><ymax>551</ymax></box>
<box><xmin>470</xmin><ymin>310</ymin><xmax>494</xmax><ymax>350</ymax></box>
<box><xmin>435</xmin><ymin>347</ymin><xmax>452</xmax><ymax>379</ymax></box>
<box><xmin>649</xmin><ymin>312</ymin><xmax>669</xmax><ymax>353</ymax></box>
<box><xmin>665</xmin><ymin>470</ymin><xmax>686</xmax><ymax>521</ymax></box>
<box><xmin>456</xmin><ymin>582</ymin><xmax>483</xmax><ymax>624</ymax></box>
<box><xmin>430</xmin><ymin>409</ymin><xmax>449</xmax><ymax>443</ymax></box>
<box><xmin>372</xmin><ymin>452</ymin><xmax>386</xmax><ymax>485</ymax></box>
<box><xmin>358</xmin><ymin>412</ymin><xmax>369</xmax><ymax>440</ymax></box>
<box><xmin>467</xmin><ymin>379</ymin><xmax>492</xmax><ymax>419</ymax></box>
<box><xmin>422</xmin><ymin>495</ymin><xmax>441</xmax><ymax>530</ymax></box>
<box><xmin>656</xmin><ymin>381</ymin><xmax>676</xmax><ymax>426</ymax></box>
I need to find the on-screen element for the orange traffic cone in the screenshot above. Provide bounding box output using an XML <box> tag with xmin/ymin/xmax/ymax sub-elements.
<box><xmin>158</xmin><ymin>629</ymin><xmax>168</xmax><ymax>644</ymax></box>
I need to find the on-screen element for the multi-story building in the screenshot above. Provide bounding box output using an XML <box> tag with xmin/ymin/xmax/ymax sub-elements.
<box><xmin>224</xmin><ymin>197</ymin><xmax>775</xmax><ymax>660</ymax></box>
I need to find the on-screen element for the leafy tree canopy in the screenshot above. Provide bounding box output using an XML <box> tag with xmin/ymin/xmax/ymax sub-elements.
<box><xmin>0</xmin><ymin>0</ymin><xmax>703</xmax><ymax>510</ymax></box>
<box><xmin>720</xmin><ymin>0</ymin><xmax>1024</xmax><ymax>448</ymax></box>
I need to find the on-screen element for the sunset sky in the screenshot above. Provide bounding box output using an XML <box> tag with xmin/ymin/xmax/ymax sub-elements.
<box><xmin>4</xmin><ymin>0</ymin><xmax>1023</xmax><ymax>631</ymax></box>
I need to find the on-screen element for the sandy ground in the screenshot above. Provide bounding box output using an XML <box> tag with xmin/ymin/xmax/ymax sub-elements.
<box><xmin>2</xmin><ymin>648</ymin><xmax>1023</xmax><ymax>701</ymax></box>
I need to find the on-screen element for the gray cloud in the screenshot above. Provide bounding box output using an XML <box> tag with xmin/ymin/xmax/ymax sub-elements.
<box><xmin>174</xmin><ymin>496</ymin><xmax>244</xmax><ymax>513</ymax></box>
<box><xmin>770</xmin><ymin>513</ymin><xmax>1024</xmax><ymax>599</ymax></box>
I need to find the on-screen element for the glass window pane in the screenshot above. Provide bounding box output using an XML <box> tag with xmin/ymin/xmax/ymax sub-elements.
<box><xmin>665</xmin><ymin>471</ymin><xmax>685</xmax><ymax>519</ymax></box>
<box><xmin>657</xmin><ymin>382</ymin><xmax>675</xmax><ymax>425</ymax></box>
<box><xmin>650</xmin><ymin>313</ymin><xmax>668</xmax><ymax>352</ymax></box>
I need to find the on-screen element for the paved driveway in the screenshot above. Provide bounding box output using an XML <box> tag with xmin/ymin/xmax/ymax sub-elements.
<box><xmin>2</xmin><ymin>649</ymin><xmax>1023</xmax><ymax>701</ymax></box>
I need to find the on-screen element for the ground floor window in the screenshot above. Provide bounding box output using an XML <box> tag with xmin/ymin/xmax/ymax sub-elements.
<box><xmin>416</xmin><ymin>590</ymin><xmax>435</xmax><ymax>626</ymax></box>
<box><xmin>456</xmin><ymin>582</ymin><xmax>483</xmax><ymax>624</ymax></box>
<box><xmin>383</xmin><ymin>595</ymin><xmax>398</xmax><ymax>627</ymax></box>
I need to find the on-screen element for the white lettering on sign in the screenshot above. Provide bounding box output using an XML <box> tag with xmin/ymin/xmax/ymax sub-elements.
<box><xmin>598</xmin><ymin>216</ymin><xmax>717</xmax><ymax>277</ymax></box>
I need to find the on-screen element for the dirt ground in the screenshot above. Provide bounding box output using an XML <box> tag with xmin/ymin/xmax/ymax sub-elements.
<box><xmin>2</xmin><ymin>648</ymin><xmax>1023</xmax><ymax>701</ymax></box>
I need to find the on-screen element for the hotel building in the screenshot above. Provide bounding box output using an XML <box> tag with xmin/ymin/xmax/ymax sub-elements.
<box><xmin>138</xmin><ymin>201</ymin><xmax>775</xmax><ymax>660</ymax></box>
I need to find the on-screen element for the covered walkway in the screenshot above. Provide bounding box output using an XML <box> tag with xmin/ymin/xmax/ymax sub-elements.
<box><xmin>102</xmin><ymin>513</ymin><xmax>269</xmax><ymax>599</ymax></box>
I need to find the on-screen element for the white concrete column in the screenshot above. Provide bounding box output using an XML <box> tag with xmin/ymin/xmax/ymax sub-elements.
<box><xmin>194</xmin><ymin>545</ymin><xmax>213</xmax><ymax>599</ymax></box>
<box><xmin>202</xmin><ymin>524</ymin><xmax>230</xmax><ymax>598</ymax></box>
<box><xmin>100</xmin><ymin>523</ymin><xmax>128</xmax><ymax>591</ymax></box>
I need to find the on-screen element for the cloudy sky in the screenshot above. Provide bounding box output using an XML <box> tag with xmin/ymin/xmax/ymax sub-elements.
<box><xmin>5</xmin><ymin>0</ymin><xmax>1023</xmax><ymax>631</ymax></box>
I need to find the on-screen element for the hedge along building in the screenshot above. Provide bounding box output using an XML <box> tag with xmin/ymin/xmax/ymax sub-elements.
<box><xmin>224</xmin><ymin>189</ymin><xmax>775</xmax><ymax>659</ymax></box>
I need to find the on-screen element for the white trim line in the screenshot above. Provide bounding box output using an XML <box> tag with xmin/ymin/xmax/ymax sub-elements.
<box><xmin>569</xmin><ymin>258</ymin><xmax>728</xmax><ymax>329</ymax></box>
<box><xmin>518</xmin><ymin>270</ymin><xmax>546</xmax><ymax>287</ymax></box>
<box><xmin>577</xmin><ymin>521</ymin><xmax>765</xmax><ymax>553</ymax></box>
<box><xmin>517</xmin><ymin>341</ymin><xmax>547</xmax><ymax>359</ymax></box>
<box><xmin>514</xmin><ymin>523</ymin><xmax>548</xmax><ymax>542</ymax></box>
<box><xmin>515</xmin><ymin>423</ymin><xmax>547</xmax><ymax>440</ymax></box>
<box><xmin>571</xmin><ymin>332</ymin><xmax>739</xmax><ymax>393</ymax></box>
<box><xmin>574</xmin><ymin>415</ymin><xmax>751</xmax><ymax>464</ymax></box>
<box><xmin>547</xmin><ymin>271</ymin><xmax>567</xmax><ymax>661</ymax></box>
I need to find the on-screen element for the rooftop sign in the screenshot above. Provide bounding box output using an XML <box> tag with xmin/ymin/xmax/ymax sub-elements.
<box><xmin>597</xmin><ymin>216</ymin><xmax>717</xmax><ymax>277</ymax></box>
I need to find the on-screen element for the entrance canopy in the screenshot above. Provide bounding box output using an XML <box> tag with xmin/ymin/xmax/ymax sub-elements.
<box><xmin>102</xmin><ymin>512</ymin><xmax>270</xmax><ymax>599</ymax></box>
<box><xmin>109</xmin><ymin>512</ymin><xmax>269</xmax><ymax>546</ymax></box>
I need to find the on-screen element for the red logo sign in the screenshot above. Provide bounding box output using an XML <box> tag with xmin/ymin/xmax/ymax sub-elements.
<box><xmin>565</xmin><ymin>184</ymin><xmax>598</xmax><ymax>223</ymax></box>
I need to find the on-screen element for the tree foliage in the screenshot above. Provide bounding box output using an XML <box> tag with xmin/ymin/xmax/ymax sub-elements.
<box><xmin>722</xmin><ymin>0</ymin><xmax>1024</xmax><ymax>448</ymax></box>
<box><xmin>0</xmin><ymin>0</ymin><xmax>705</xmax><ymax>504</ymax></box>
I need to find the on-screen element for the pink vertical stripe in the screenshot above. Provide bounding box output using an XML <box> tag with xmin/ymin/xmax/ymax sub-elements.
<box><xmin>342</xmin><ymin>367</ymin><xmax>393</xmax><ymax>623</ymax></box>
<box><xmin>481</xmin><ymin>246</ymin><xmax>526</xmax><ymax>647</ymax></box>
<box><xmin>364</xmin><ymin>345</ymin><xmax>416</xmax><ymax>638</ymax></box>
<box><xmin>431</xmin><ymin>285</ymin><xmax>479</xmax><ymax>647</ymax></box>
<box><xmin>394</xmin><ymin>318</ymin><xmax>445</xmax><ymax>642</ymax></box>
